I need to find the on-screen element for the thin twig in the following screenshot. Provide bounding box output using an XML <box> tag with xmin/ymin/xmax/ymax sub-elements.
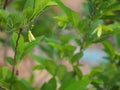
<box><xmin>9</xmin><ymin>28</ymin><xmax>22</xmax><ymax>90</ymax></box>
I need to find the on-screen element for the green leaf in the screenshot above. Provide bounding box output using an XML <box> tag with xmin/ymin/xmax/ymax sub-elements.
<box><xmin>56</xmin><ymin>65</ymin><xmax>67</xmax><ymax>80</ymax></box>
<box><xmin>19</xmin><ymin>79</ymin><xmax>33</xmax><ymax>90</ymax></box>
<box><xmin>29</xmin><ymin>0</ymin><xmax>56</xmax><ymax>22</ymax></box>
<box><xmin>53</xmin><ymin>0</ymin><xmax>80</xmax><ymax>27</ymax></box>
<box><xmin>89</xmin><ymin>69</ymin><xmax>103</xmax><ymax>78</ymax></box>
<box><xmin>65</xmin><ymin>79</ymin><xmax>91</xmax><ymax>90</ymax></box>
<box><xmin>45</xmin><ymin>60</ymin><xmax>57</xmax><ymax>75</ymax></box>
<box><xmin>21</xmin><ymin>36</ymin><xmax>44</xmax><ymax>59</ymax></box>
<box><xmin>5</xmin><ymin>56</ymin><xmax>14</xmax><ymax>65</ymax></box>
<box><xmin>29</xmin><ymin>54</ymin><xmax>46</xmax><ymax>65</ymax></box>
<box><xmin>107</xmin><ymin>3</ymin><xmax>120</xmax><ymax>11</ymax></box>
<box><xmin>60</xmin><ymin>78</ymin><xmax>91</xmax><ymax>90</ymax></box>
<box><xmin>12</xmin><ymin>79</ymin><xmax>33</xmax><ymax>90</ymax></box>
<box><xmin>0</xmin><ymin>67</ymin><xmax>12</xmax><ymax>81</ymax></box>
<box><xmin>114</xmin><ymin>34</ymin><xmax>120</xmax><ymax>48</ymax></box>
<box><xmin>0</xmin><ymin>80</ymin><xmax>9</xmax><ymax>90</ymax></box>
<box><xmin>24</xmin><ymin>0</ymin><xmax>34</xmax><ymax>9</ymax></box>
<box><xmin>102</xmin><ymin>40</ymin><xmax>116</xmax><ymax>56</ymax></box>
<box><xmin>11</xmin><ymin>33</ymin><xmax>25</xmax><ymax>62</ymax></box>
<box><xmin>74</xmin><ymin>66</ymin><xmax>83</xmax><ymax>79</ymax></box>
<box><xmin>41</xmin><ymin>77</ymin><xmax>57</xmax><ymax>90</ymax></box>
<box><xmin>71</xmin><ymin>52</ymin><xmax>83</xmax><ymax>64</ymax></box>
<box><xmin>32</xmin><ymin>65</ymin><xmax>45</xmax><ymax>70</ymax></box>
<box><xmin>0</xmin><ymin>10</ymin><xmax>9</xmax><ymax>19</ymax></box>
<box><xmin>101</xmin><ymin>15</ymin><xmax>120</xmax><ymax>20</ymax></box>
<box><xmin>48</xmin><ymin>43</ymin><xmax>76</xmax><ymax>57</ymax></box>
<box><xmin>92</xmin><ymin>79</ymin><xmax>104</xmax><ymax>84</ymax></box>
<box><xmin>22</xmin><ymin>0</ymin><xmax>34</xmax><ymax>23</ymax></box>
<box><xmin>7</xmin><ymin>12</ymin><xmax>23</xmax><ymax>30</ymax></box>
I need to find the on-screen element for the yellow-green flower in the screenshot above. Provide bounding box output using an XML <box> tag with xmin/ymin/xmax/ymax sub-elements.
<box><xmin>28</xmin><ymin>31</ymin><xmax>36</xmax><ymax>42</ymax></box>
<box><xmin>92</xmin><ymin>24</ymin><xmax>102</xmax><ymax>38</ymax></box>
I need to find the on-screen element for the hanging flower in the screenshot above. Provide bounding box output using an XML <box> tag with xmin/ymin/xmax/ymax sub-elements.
<box><xmin>92</xmin><ymin>24</ymin><xmax>102</xmax><ymax>38</ymax></box>
<box><xmin>28</xmin><ymin>30</ymin><xmax>36</xmax><ymax>42</ymax></box>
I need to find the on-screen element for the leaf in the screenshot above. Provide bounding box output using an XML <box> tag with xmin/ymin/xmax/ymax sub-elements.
<box><xmin>41</xmin><ymin>77</ymin><xmax>57</xmax><ymax>90</ymax></box>
<box><xmin>29</xmin><ymin>54</ymin><xmax>46</xmax><ymax>65</ymax></box>
<box><xmin>7</xmin><ymin>12</ymin><xmax>23</xmax><ymax>30</ymax></box>
<box><xmin>71</xmin><ymin>52</ymin><xmax>83</xmax><ymax>64</ymax></box>
<box><xmin>44</xmin><ymin>60</ymin><xmax>57</xmax><ymax>75</ymax></box>
<box><xmin>102</xmin><ymin>40</ymin><xmax>116</xmax><ymax>56</ymax></box>
<box><xmin>56</xmin><ymin>65</ymin><xmax>67</xmax><ymax>80</ymax></box>
<box><xmin>107</xmin><ymin>3</ymin><xmax>120</xmax><ymax>11</ymax></box>
<box><xmin>22</xmin><ymin>0</ymin><xmax>35</xmax><ymax>23</ymax></box>
<box><xmin>19</xmin><ymin>79</ymin><xmax>34</xmax><ymax>90</ymax></box>
<box><xmin>101</xmin><ymin>15</ymin><xmax>120</xmax><ymax>20</ymax></box>
<box><xmin>24</xmin><ymin>0</ymin><xmax>34</xmax><ymax>9</ymax></box>
<box><xmin>53</xmin><ymin>0</ymin><xmax>80</xmax><ymax>27</ymax></box>
<box><xmin>0</xmin><ymin>67</ymin><xmax>12</xmax><ymax>81</ymax></box>
<box><xmin>48</xmin><ymin>43</ymin><xmax>76</xmax><ymax>57</ymax></box>
<box><xmin>89</xmin><ymin>69</ymin><xmax>103</xmax><ymax>78</ymax></box>
<box><xmin>5</xmin><ymin>56</ymin><xmax>14</xmax><ymax>65</ymax></box>
<box><xmin>114</xmin><ymin>34</ymin><xmax>120</xmax><ymax>48</ymax></box>
<box><xmin>11</xmin><ymin>33</ymin><xmax>25</xmax><ymax>62</ymax></box>
<box><xmin>0</xmin><ymin>80</ymin><xmax>9</xmax><ymax>90</ymax></box>
<box><xmin>65</xmin><ymin>80</ymin><xmax>91</xmax><ymax>90</ymax></box>
<box><xmin>59</xmin><ymin>78</ymin><xmax>75</xmax><ymax>90</ymax></box>
<box><xmin>29</xmin><ymin>0</ymin><xmax>56</xmax><ymax>22</ymax></box>
<box><xmin>74</xmin><ymin>66</ymin><xmax>83</xmax><ymax>79</ymax></box>
<box><xmin>0</xmin><ymin>10</ymin><xmax>9</xmax><ymax>19</ymax></box>
<box><xmin>21</xmin><ymin>36</ymin><xmax>44</xmax><ymax>59</ymax></box>
<box><xmin>12</xmin><ymin>79</ymin><xmax>33</xmax><ymax>90</ymax></box>
<box><xmin>32</xmin><ymin>65</ymin><xmax>45</xmax><ymax>70</ymax></box>
<box><xmin>60</xmin><ymin>78</ymin><xmax>91</xmax><ymax>90</ymax></box>
<box><xmin>92</xmin><ymin>79</ymin><xmax>104</xmax><ymax>84</ymax></box>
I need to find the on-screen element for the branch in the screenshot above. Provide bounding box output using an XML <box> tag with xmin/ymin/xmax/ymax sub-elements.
<box><xmin>9</xmin><ymin>28</ymin><xmax>23</xmax><ymax>90</ymax></box>
<box><xmin>2</xmin><ymin>0</ymin><xmax>9</xmax><ymax>9</ymax></box>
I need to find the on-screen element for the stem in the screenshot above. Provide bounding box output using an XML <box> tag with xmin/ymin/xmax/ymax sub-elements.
<box><xmin>3</xmin><ymin>0</ymin><xmax>8</xmax><ymax>9</ymax></box>
<box><xmin>73</xmin><ymin>5</ymin><xmax>97</xmax><ymax>78</ymax></box>
<box><xmin>9</xmin><ymin>28</ymin><xmax>22</xmax><ymax>90</ymax></box>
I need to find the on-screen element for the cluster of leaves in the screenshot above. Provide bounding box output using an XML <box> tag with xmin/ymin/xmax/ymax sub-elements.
<box><xmin>0</xmin><ymin>0</ymin><xmax>120</xmax><ymax>90</ymax></box>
